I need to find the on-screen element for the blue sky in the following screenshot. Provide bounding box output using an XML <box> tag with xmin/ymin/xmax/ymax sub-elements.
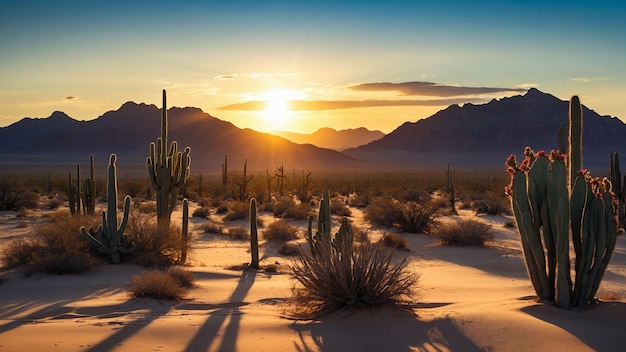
<box><xmin>1</xmin><ymin>0</ymin><xmax>624</xmax><ymax>133</ymax></box>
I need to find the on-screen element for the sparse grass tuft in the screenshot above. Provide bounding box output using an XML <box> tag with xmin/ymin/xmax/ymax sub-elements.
<box><xmin>202</xmin><ymin>222</ymin><xmax>224</xmax><ymax>235</ymax></box>
<box><xmin>192</xmin><ymin>207</ymin><xmax>211</xmax><ymax>218</ymax></box>
<box><xmin>431</xmin><ymin>218</ymin><xmax>493</xmax><ymax>246</ymax></box>
<box><xmin>278</xmin><ymin>242</ymin><xmax>301</xmax><ymax>256</ymax></box>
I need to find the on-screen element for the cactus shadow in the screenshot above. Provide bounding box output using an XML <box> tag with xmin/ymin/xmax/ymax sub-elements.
<box><xmin>521</xmin><ymin>301</ymin><xmax>626</xmax><ymax>351</ymax></box>
<box><xmin>289</xmin><ymin>306</ymin><xmax>482</xmax><ymax>351</ymax></box>
<box><xmin>183</xmin><ymin>269</ymin><xmax>256</xmax><ymax>352</ymax></box>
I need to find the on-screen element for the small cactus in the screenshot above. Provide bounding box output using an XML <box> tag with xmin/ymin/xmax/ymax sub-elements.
<box><xmin>250</xmin><ymin>198</ymin><xmax>259</xmax><ymax>269</ymax></box>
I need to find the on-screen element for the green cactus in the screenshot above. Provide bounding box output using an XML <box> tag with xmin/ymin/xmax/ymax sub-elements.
<box><xmin>274</xmin><ymin>165</ymin><xmax>286</xmax><ymax>196</ymax></box>
<box><xmin>296</xmin><ymin>171</ymin><xmax>312</xmax><ymax>203</ymax></box>
<box><xmin>250</xmin><ymin>198</ymin><xmax>259</xmax><ymax>268</ymax></box>
<box><xmin>610</xmin><ymin>151</ymin><xmax>626</xmax><ymax>229</ymax></box>
<box><xmin>222</xmin><ymin>154</ymin><xmax>228</xmax><ymax>187</ymax></box>
<box><xmin>146</xmin><ymin>90</ymin><xmax>191</xmax><ymax>228</ymax></box>
<box><xmin>68</xmin><ymin>171</ymin><xmax>76</xmax><ymax>215</ymax></box>
<box><xmin>180</xmin><ymin>198</ymin><xmax>189</xmax><ymax>264</ymax></box>
<box><xmin>446</xmin><ymin>163</ymin><xmax>457</xmax><ymax>215</ymax></box>
<box><xmin>505</xmin><ymin>95</ymin><xmax>618</xmax><ymax>308</ymax></box>
<box><xmin>82</xmin><ymin>154</ymin><xmax>96</xmax><ymax>216</ymax></box>
<box><xmin>233</xmin><ymin>159</ymin><xmax>253</xmax><ymax>201</ymax></box>
<box><xmin>81</xmin><ymin>154</ymin><xmax>132</xmax><ymax>264</ymax></box>
<box><xmin>306</xmin><ymin>189</ymin><xmax>354</xmax><ymax>255</ymax></box>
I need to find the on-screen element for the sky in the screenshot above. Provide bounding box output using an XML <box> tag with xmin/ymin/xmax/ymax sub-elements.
<box><xmin>1</xmin><ymin>0</ymin><xmax>625</xmax><ymax>134</ymax></box>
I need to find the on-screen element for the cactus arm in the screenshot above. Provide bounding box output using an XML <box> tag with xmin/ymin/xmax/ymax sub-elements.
<box><xmin>569</xmin><ymin>96</ymin><xmax>583</xmax><ymax>189</ymax></box>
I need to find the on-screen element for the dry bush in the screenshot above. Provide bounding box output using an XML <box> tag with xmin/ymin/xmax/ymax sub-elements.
<box><xmin>289</xmin><ymin>240</ymin><xmax>418</xmax><ymax>319</ymax></box>
<box><xmin>48</xmin><ymin>198</ymin><xmax>64</xmax><ymax>210</ymax></box>
<box><xmin>125</xmin><ymin>213</ymin><xmax>188</xmax><ymax>267</ymax></box>
<box><xmin>138</xmin><ymin>202</ymin><xmax>157</xmax><ymax>214</ymax></box>
<box><xmin>202</xmin><ymin>222</ymin><xmax>224</xmax><ymax>235</ymax></box>
<box><xmin>503</xmin><ymin>220</ymin><xmax>516</xmax><ymax>228</ymax></box>
<box><xmin>431</xmin><ymin>218</ymin><xmax>493</xmax><ymax>246</ymax></box>
<box><xmin>1</xmin><ymin>212</ymin><xmax>101</xmax><ymax>274</ymax></box>
<box><xmin>278</xmin><ymin>242</ymin><xmax>301</xmax><ymax>256</ymax></box>
<box><xmin>330</xmin><ymin>198</ymin><xmax>352</xmax><ymax>217</ymax></box>
<box><xmin>470</xmin><ymin>191</ymin><xmax>512</xmax><ymax>216</ymax></box>
<box><xmin>192</xmin><ymin>207</ymin><xmax>210</xmax><ymax>218</ymax></box>
<box><xmin>273</xmin><ymin>196</ymin><xmax>310</xmax><ymax>220</ymax></box>
<box><xmin>128</xmin><ymin>270</ymin><xmax>187</xmax><ymax>300</ymax></box>
<box><xmin>215</xmin><ymin>202</ymin><xmax>229</xmax><ymax>214</ymax></box>
<box><xmin>364</xmin><ymin>196</ymin><xmax>397</xmax><ymax>227</ymax></box>
<box><xmin>0</xmin><ymin>178</ymin><xmax>39</xmax><ymax>210</ymax></box>
<box><xmin>166</xmin><ymin>267</ymin><xmax>196</xmax><ymax>287</ymax></box>
<box><xmin>223</xmin><ymin>201</ymin><xmax>249</xmax><ymax>222</ymax></box>
<box><xmin>225</xmin><ymin>227</ymin><xmax>250</xmax><ymax>241</ymax></box>
<box><xmin>395</xmin><ymin>201</ymin><xmax>437</xmax><ymax>233</ymax></box>
<box><xmin>263</xmin><ymin>220</ymin><xmax>299</xmax><ymax>242</ymax></box>
<box><xmin>377</xmin><ymin>233</ymin><xmax>410</xmax><ymax>251</ymax></box>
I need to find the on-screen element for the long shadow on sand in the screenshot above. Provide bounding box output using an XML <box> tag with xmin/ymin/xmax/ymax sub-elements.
<box><xmin>289</xmin><ymin>305</ymin><xmax>482</xmax><ymax>352</ymax></box>
<box><xmin>183</xmin><ymin>269</ymin><xmax>256</xmax><ymax>352</ymax></box>
<box><xmin>521</xmin><ymin>301</ymin><xmax>626</xmax><ymax>351</ymax></box>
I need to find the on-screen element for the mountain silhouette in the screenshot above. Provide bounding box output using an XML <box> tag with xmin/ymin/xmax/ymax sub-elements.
<box><xmin>0</xmin><ymin>102</ymin><xmax>358</xmax><ymax>172</ymax></box>
<box><xmin>344</xmin><ymin>88</ymin><xmax>626</xmax><ymax>171</ymax></box>
<box><xmin>269</xmin><ymin>127</ymin><xmax>385</xmax><ymax>151</ymax></box>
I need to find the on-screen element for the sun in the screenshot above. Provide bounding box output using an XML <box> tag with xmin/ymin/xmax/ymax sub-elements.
<box><xmin>261</xmin><ymin>89</ymin><xmax>298</xmax><ymax>131</ymax></box>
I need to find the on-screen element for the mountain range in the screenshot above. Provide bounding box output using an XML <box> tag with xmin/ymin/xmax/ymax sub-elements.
<box><xmin>1</xmin><ymin>88</ymin><xmax>624</xmax><ymax>173</ymax></box>
<box><xmin>269</xmin><ymin>128</ymin><xmax>385</xmax><ymax>151</ymax></box>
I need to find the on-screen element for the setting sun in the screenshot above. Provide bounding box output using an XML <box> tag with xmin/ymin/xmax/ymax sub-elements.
<box><xmin>261</xmin><ymin>89</ymin><xmax>300</xmax><ymax>131</ymax></box>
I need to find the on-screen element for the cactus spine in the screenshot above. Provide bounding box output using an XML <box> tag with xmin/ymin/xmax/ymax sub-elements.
<box><xmin>505</xmin><ymin>96</ymin><xmax>618</xmax><ymax>308</ymax></box>
<box><xmin>146</xmin><ymin>90</ymin><xmax>191</xmax><ymax>228</ymax></box>
<box><xmin>81</xmin><ymin>154</ymin><xmax>132</xmax><ymax>264</ymax></box>
<box><xmin>250</xmin><ymin>198</ymin><xmax>259</xmax><ymax>268</ymax></box>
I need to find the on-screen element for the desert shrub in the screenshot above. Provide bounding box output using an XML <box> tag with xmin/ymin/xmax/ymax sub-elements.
<box><xmin>263</xmin><ymin>220</ymin><xmax>299</xmax><ymax>242</ymax></box>
<box><xmin>431</xmin><ymin>218</ymin><xmax>493</xmax><ymax>246</ymax></box>
<box><xmin>273</xmin><ymin>196</ymin><xmax>310</xmax><ymax>219</ymax></box>
<box><xmin>278</xmin><ymin>242</ymin><xmax>301</xmax><ymax>256</ymax></box>
<box><xmin>396</xmin><ymin>201</ymin><xmax>437</xmax><ymax>233</ymax></box>
<box><xmin>0</xmin><ymin>178</ymin><xmax>40</xmax><ymax>210</ymax></box>
<box><xmin>468</xmin><ymin>190</ymin><xmax>511</xmax><ymax>216</ymax></box>
<box><xmin>138</xmin><ymin>202</ymin><xmax>157</xmax><ymax>214</ymax></box>
<box><xmin>128</xmin><ymin>270</ymin><xmax>187</xmax><ymax>300</ymax></box>
<box><xmin>1</xmin><ymin>212</ymin><xmax>100</xmax><ymax>274</ymax></box>
<box><xmin>192</xmin><ymin>206</ymin><xmax>211</xmax><ymax>218</ymax></box>
<box><xmin>348</xmin><ymin>192</ymin><xmax>374</xmax><ymax>208</ymax></box>
<box><xmin>48</xmin><ymin>198</ymin><xmax>64</xmax><ymax>210</ymax></box>
<box><xmin>363</xmin><ymin>196</ymin><xmax>397</xmax><ymax>227</ymax></box>
<box><xmin>330</xmin><ymin>198</ymin><xmax>352</xmax><ymax>217</ymax></box>
<box><xmin>166</xmin><ymin>267</ymin><xmax>196</xmax><ymax>287</ymax></box>
<box><xmin>397</xmin><ymin>189</ymin><xmax>431</xmax><ymax>203</ymax></box>
<box><xmin>377</xmin><ymin>233</ymin><xmax>410</xmax><ymax>251</ymax></box>
<box><xmin>125</xmin><ymin>213</ymin><xmax>188</xmax><ymax>267</ymax></box>
<box><xmin>503</xmin><ymin>220</ymin><xmax>516</xmax><ymax>228</ymax></box>
<box><xmin>225</xmin><ymin>226</ymin><xmax>249</xmax><ymax>241</ymax></box>
<box><xmin>202</xmin><ymin>222</ymin><xmax>224</xmax><ymax>234</ymax></box>
<box><xmin>353</xmin><ymin>226</ymin><xmax>369</xmax><ymax>243</ymax></box>
<box><xmin>223</xmin><ymin>201</ymin><xmax>249</xmax><ymax>222</ymax></box>
<box><xmin>289</xmin><ymin>240</ymin><xmax>418</xmax><ymax>319</ymax></box>
<box><xmin>215</xmin><ymin>202</ymin><xmax>229</xmax><ymax>214</ymax></box>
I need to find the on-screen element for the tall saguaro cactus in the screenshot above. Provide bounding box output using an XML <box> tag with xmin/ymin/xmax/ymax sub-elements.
<box><xmin>81</xmin><ymin>154</ymin><xmax>132</xmax><ymax>264</ymax></box>
<box><xmin>82</xmin><ymin>154</ymin><xmax>96</xmax><ymax>215</ymax></box>
<box><xmin>505</xmin><ymin>96</ymin><xmax>618</xmax><ymax>308</ymax></box>
<box><xmin>146</xmin><ymin>90</ymin><xmax>191</xmax><ymax>228</ymax></box>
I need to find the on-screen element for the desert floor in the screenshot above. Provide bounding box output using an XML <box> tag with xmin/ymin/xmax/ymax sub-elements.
<box><xmin>1</xmin><ymin>203</ymin><xmax>625</xmax><ymax>352</ymax></box>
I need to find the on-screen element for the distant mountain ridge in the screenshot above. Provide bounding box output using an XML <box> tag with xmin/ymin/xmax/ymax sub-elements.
<box><xmin>0</xmin><ymin>102</ymin><xmax>358</xmax><ymax>172</ymax></box>
<box><xmin>269</xmin><ymin>127</ymin><xmax>385</xmax><ymax>151</ymax></box>
<box><xmin>344</xmin><ymin>88</ymin><xmax>626</xmax><ymax>170</ymax></box>
<box><xmin>2</xmin><ymin>88</ymin><xmax>624</xmax><ymax>173</ymax></box>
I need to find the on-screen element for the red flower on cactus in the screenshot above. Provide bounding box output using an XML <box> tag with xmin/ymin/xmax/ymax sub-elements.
<box><xmin>537</xmin><ymin>150</ymin><xmax>546</xmax><ymax>157</ymax></box>
<box><xmin>504</xmin><ymin>186</ymin><xmax>513</xmax><ymax>197</ymax></box>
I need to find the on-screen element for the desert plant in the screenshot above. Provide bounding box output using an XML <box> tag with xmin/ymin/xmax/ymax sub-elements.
<box><xmin>232</xmin><ymin>159</ymin><xmax>253</xmax><ymax>201</ymax></box>
<box><xmin>446</xmin><ymin>163</ymin><xmax>458</xmax><ymax>215</ymax></box>
<box><xmin>262</xmin><ymin>219</ymin><xmax>298</xmax><ymax>242</ymax></box>
<box><xmin>431</xmin><ymin>218</ymin><xmax>493</xmax><ymax>246</ymax></box>
<box><xmin>363</xmin><ymin>196</ymin><xmax>397</xmax><ymax>227</ymax></box>
<box><xmin>225</xmin><ymin>227</ymin><xmax>250</xmax><ymax>240</ymax></box>
<box><xmin>202</xmin><ymin>222</ymin><xmax>224</xmax><ymax>234</ymax></box>
<box><xmin>125</xmin><ymin>212</ymin><xmax>188</xmax><ymax>267</ymax></box>
<box><xmin>250</xmin><ymin>198</ymin><xmax>259</xmax><ymax>268</ymax></box>
<box><xmin>505</xmin><ymin>95</ymin><xmax>619</xmax><ymax>308</ymax></box>
<box><xmin>278</xmin><ymin>242</ymin><xmax>301</xmax><ymax>256</ymax></box>
<box><xmin>192</xmin><ymin>206</ymin><xmax>210</xmax><ymax>218</ymax></box>
<box><xmin>395</xmin><ymin>201</ymin><xmax>437</xmax><ymax>233</ymax></box>
<box><xmin>275</xmin><ymin>165</ymin><xmax>286</xmax><ymax>196</ymax></box>
<box><xmin>290</xmin><ymin>193</ymin><xmax>417</xmax><ymax>318</ymax></box>
<box><xmin>166</xmin><ymin>267</ymin><xmax>196</xmax><ymax>287</ymax></box>
<box><xmin>82</xmin><ymin>154</ymin><xmax>97</xmax><ymax>215</ymax></box>
<box><xmin>377</xmin><ymin>233</ymin><xmax>410</xmax><ymax>250</ymax></box>
<box><xmin>81</xmin><ymin>154</ymin><xmax>133</xmax><ymax>264</ymax></box>
<box><xmin>128</xmin><ymin>270</ymin><xmax>187</xmax><ymax>300</ymax></box>
<box><xmin>295</xmin><ymin>171</ymin><xmax>312</xmax><ymax>203</ymax></box>
<box><xmin>330</xmin><ymin>197</ymin><xmax>352</xmax><ymax>217</ymax></box>
<box><xmin>146</xmin><ymin>90</ymin><xmax>191</xmax><ymax>228</ymax></box>
<box><xmin>223</xmin><ymin>201</ymin><xmax>249</xmax><ymax>222</ymax></box>
<box><xmin>0</xmin><ymin>178</ymin><xmax>39</xmax><ymax>211</ymax></box>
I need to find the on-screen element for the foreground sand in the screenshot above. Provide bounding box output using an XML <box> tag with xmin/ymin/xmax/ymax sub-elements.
<box><xmin>1</xmin><ymin>206</ymin><xmax>625</xmax><ymax>352</ymax></box>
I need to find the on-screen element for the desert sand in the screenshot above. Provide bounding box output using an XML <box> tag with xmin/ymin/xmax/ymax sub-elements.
<box><xmin>1</xmin><ymin>203</ymin><xmax>625</xmax><ymax>352</ymax></box>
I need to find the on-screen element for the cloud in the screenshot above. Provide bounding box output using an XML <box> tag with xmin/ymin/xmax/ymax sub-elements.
<box><xmin>570</xmin><ymin>77</ymin><xmax>610</xmax><ymax>83</ymax></box>
<box><xmin>217</xmin><ymin>98</ymin><xmax>490</xmax><ymax>111</ymax></box>
<box><xmin>64</xmin><ymin>96</ymin><xmax>76</xmax><ymax>101</ymax></box>
<box><xmin>348</xmin><ymin>81</ymin><xmax>527</xmax><ymax>97</ymax></box>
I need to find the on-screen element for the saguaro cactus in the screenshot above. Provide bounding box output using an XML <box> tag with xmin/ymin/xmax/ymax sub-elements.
<box><xmin>446</xmin><ymin>163</ymin><xmax>457</xmax><ymax>215</ymax></box>
<box><xmin>81</xmin><ymin>154</ymin><xmax>132</xmax><ymax>264</ymax></box>
<box><xmin>180</xmin><ymin>198</ymin><xmax>189</xmax><ymax>264</ymax></box>
<box><xmin>505</xmin><ymin>96</ymin><xmax>618</xmax><ymax>308</ymax></box>
<box><xmin>82</xmin><ymin>154</ymin><xmax>96</xmax><ymax>215</ymax></box>
<box><xmin>146</xmin><ymin>90</ymin><xmax>191</xmax><ymax>228</ymax></box>
<box><xmin>250</xmin><ymin>198</ymin><xmax>259</xmax><ymax>269</ymax></box>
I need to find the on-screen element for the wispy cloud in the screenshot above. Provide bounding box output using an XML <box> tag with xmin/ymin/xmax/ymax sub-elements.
<box><xmin>217</xmin><ymin>98</ymin><xmax>490</xmax><ymax>111</ymax></box>
<box><xmin>570</xmin><ymin>77</ymin><xmax>610</xmax><ymax>83</ymax></box>
<box><xmin>348</xmin><ymin>81</ymin><xmax>526</xmax><ymax>97</ymax></box>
